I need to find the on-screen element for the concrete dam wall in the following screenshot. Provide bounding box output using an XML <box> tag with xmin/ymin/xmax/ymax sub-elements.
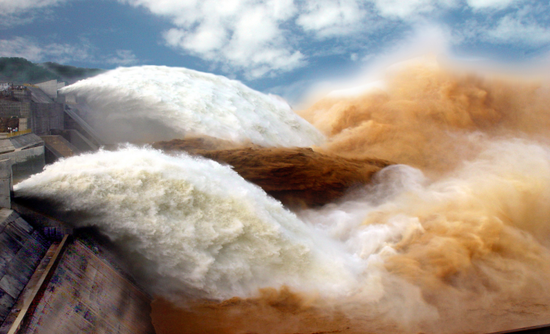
<box><xmin>0</xmin><ymin>209</ymin><xmax>51</xmax><ymax>326</ymax></box>
<box><xmin>0</xmin><ymin>207</ymin><xmax>155</xmax><ymax>334</ymax></box>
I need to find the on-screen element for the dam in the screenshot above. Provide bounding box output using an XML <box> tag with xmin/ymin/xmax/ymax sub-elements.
<box><xmin>0</xmin><ymin>81</ymin><xmax>154</xmax><ymax>333</ymax></box>
<box><xmin>0</xmin><ymin>207</ymin><xmax>154</xmax><ymax>333</ymax></box>
<box><xmin>0</xmin><ymin>162</ymin><xmax>155</xmax><ymax>333</ymax></box>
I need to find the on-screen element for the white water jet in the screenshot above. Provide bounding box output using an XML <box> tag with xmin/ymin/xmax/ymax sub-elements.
<box><xmin>14</xmin><ymin>146</ymin><xmax>354</xmax><ymax>300</ymax></box>
<box><xmin>60</xmin><ymin>66</ymin><xmax>325</xmax><ymax>146</ymax></box>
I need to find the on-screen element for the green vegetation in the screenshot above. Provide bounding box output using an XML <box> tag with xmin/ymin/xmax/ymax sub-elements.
<box><xmin>0</xmin><ymin>57</ymin><xmax>104</xmax><ymax>84</ymax></box>
<box><xmin>0</xmin><ymin>58</ymin><xmax>58</xmax><ymax>84</ymax></box>
<box><xmin>40</xmin><ymin>62</ymin><xmax>104</xmax><ymax>82</ymax></box>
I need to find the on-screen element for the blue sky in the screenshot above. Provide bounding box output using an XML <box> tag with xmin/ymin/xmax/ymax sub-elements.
<box><xmin>1</xmin><ymin>0</ymin><xmax>550</xmax><ymax>103</ymax></box>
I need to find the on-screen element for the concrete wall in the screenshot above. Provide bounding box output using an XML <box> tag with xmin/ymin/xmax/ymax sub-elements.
<box><xmin>41</xmin><ymin>135</ymin><xmax>78</xmax><ymax>163</ymax></box>
<box><xmin>0</xmin><ymin>210</ymin><xmax>52</xmax><ymax>325</ymax></box>
<box><xmin>34</xmin><ymin>81</ymin><xmax>58</xmax><ymax>99</ymax></box>
<box><xmin>50</xmin><ymin>129</ymin><xmax>98</xmax><ymax>153</ymax></box>
<box><xmin>0</xmin><ymin>101</ymin><xmax>32</xmax><ymax>123</ymax></box>
<box><xmin>0</xmin><ymin>134</ymin><xmax>46</xmax><ymax>183</ymax></box>
<box><xmin>0</xmin><ymin>203</ymin><xmax>156</xmax><ymax>334</ymax></box>
<box><xmin>12</xmin><ymin>90</ymin><xmax>31</xmax><ymax>103</ymax></box>
<box><xmin>0</xmin><ymin>94</ymin><xmax>63</xmax><ymax>136</ymax></box>
<box><xmin>31</xmin><ymin>103</ymin><xmax>63</xmax><ymax>136</ymax></box>
<box><xmin>0</xmin><ymin>101</ymin><xmax>23</xmax><ymax>118</ymax></box>
<box><xmin>0</xmin><ymin>205</ymin><xmax>154</xmax><ymax>334</ymax></box>
<box><xmin>2</xmin><ymin>146</ymin><xmax>45</xmax><ymax>183</ymax></box>
<box><xmin>0</xmin><ymin>161</ymin><xmax>11</xmax><ymax>209</ymax></box>
<box><xmin>19</xmin><ymin>118</ymin><xmax>27</xmax><ymax>132</ymax></box>
<box><xmin>19</xmin><ymin>240</ymin><xmax>155</xmax><ymax>333</ymax></box>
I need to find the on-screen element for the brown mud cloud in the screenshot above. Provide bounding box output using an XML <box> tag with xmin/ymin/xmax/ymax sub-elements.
<box><xmin>151</xmin><ymin>287</ymin><xmax>363</xmax><ymax>334</ymax></box>
<box><xmin>151</xmin><ymin>60</ymin><xmax>550</xmax><ymax>334</ymax></box>
<box><xmin>300</xmin><ymin>59</ymin><xmax>550</xmax><ymax>174</ymax></box>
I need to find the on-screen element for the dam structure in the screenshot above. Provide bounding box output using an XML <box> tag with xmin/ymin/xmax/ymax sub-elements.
<box><xmin>0</xmin><ymin>81</ymin><xmax>154</xmax><ymax>333</ymax></box>
<box><xmin>0</xmin><ymin>80</ymin><xmax>100</xmax><ymax>174</ymax></box>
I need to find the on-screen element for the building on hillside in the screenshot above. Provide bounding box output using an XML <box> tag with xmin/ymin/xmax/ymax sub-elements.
<box><xmin>0</xmin><ymin>81</ymin><xmax>64</xmax><ymax>136</ymax></box>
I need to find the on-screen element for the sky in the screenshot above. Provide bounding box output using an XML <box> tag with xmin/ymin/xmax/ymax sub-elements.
<box><xmin>1</xmin><ymin>0</ymin><xmax>550</xmax><ymax>104</ymax></box>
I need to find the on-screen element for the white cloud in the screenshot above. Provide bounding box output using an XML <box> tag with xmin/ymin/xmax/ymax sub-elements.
<box><xmin>296</xmin><ymin>0</ymin><xmax>366</xmax><ymax>37</ymax></box>
<box><xmin>0</xmin><ymin>0</ymin><xmax>69</xmax><ymax>15</ymax></box>
<box><xmin>0</xmin><ymin>0</ymin><xmax>72</xmax><ymax>26</ymax></box>
<box><xmin>181</xmin><ymin>22</ymin><xmax>227</xmax><ymax>54</ymax></box>
<box><xmin>0</xmin><ymin>37</ymin><xmax>45</xmax><ymax>61</ymax></box>
<box><xmin>118</xmin><ymin>0</ymin><xmax>549</xmax><ymax>79</ymax></box>
<box><xmin>42</xmin><ymin>43</ymin><xmax>95</xmax><ymax>64</ymax></box>
<box><xmin>1</xmin><ymin>0</ymin><xmax>547</xmax><ymax>81</ymax></box>
<box><xmin>106</xmin><ymin>50</ymin><xmax>139</xmax><ymax>66</ymax></box>
<box><xmin>0</xmin><ymin>37</ymin><xmax>90</xmax><ymax>63</ymax></box>
<box><xmin>486</xmin><ymin>15</ymin><xmax>550</xmax><ymax>45</ymax></box>
<box><xmin>0</xmin><ymin>37</ymin><xmax>140</xmax><ymax>66</ymax></box>
<box><xmin>124</xmin><ymin>0</ymin><xmax>303</xmax><ymax>79</ymax></box>
<box><xmin>370</xmin><ymin>0</ymin><xmax>458</xmax><ymax>19</ymax></box>
<box><xmin>466</xmin><ymin>0</ymin><xmax>519</xmax><ymax>10</ymax></box>
<box><xmin>119</xmin><ymin>0</ymin><xmax>466</xmax><ymax>78</ymax></box>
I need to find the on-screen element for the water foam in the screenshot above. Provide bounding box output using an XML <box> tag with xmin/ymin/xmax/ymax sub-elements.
<box><xmin>60</xmin><ymin>66</ymin><xmax>325</xmax><ymax>146</ymax></box>
<box><xmin>14</xmin><ymin>137</ymin><xmax>550</xmax><ymax>331</ymax></box>
<box><xmin>14</xmin><ymin>146</ymin><xmax>354</xmax><ymax>300</ymax></box>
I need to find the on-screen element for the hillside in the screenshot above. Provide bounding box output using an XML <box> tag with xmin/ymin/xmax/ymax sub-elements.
<box><xmin>0</xmin><ymin>57</ymin><xmax>103</xmax><ymax>84</ymax></box>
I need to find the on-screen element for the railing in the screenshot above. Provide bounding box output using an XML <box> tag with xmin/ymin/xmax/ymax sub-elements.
<box><xmin>6</xmin><ymin>129</ymin><xmax>32</xmax><ymax>137</ymax></box>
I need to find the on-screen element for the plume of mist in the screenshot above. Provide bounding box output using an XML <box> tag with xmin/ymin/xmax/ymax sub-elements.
<box><xmin>292</xmin><ymin>57</ymin><xmax>550</xmax><ymax>332</ymax></box>
<box><xmin>301</xmin><ymin>57</ymin><xmax>550</xmax><ymax>174</ymax></box>
<box><xmin>298</xmin><ymin>139</ymin><xmax>550</xmax><ymax>332</ymax></box>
